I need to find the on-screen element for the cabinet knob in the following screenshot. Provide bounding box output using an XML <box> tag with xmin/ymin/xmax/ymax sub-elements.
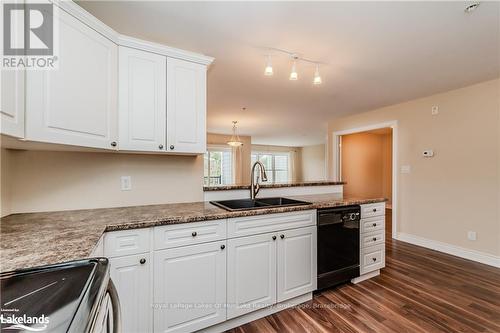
<box><xmin>280</xmin><ymin>234</ymin><xmax>285</xmax><ymax>239</ymax></box>
<box><xmin>110</xmin><ymin>141</ymin><xmax>117</xmax><ymax>147</ymax></box>
<box><xmin>372</xmin><ymin>257</ymin><xmax>377</xmax><ymax>262</ymax></box>
<box><xmin>139</xmin><ymin>258</ymin><xmax>146</xmax><ymax>265</ymax></box>
<box><xmin>272</xmin><ymin>236</ymin><xmax>277</xmax><ymax>241</ymax></box>
<box><xmin>373</xmin><ymin>208</ymin><xmax>377</xmax><ymax>212</ymax></box>
<box><xmin>372</xmin><ymin>223</ymin><xmax>377</xmax><ymax>227</ymax></box>
<box><xmin>373</xmin><ymin>237</ymin><xmax>377</xmax><ymax>241</ymax></box>
<box><xmin>192</xmin><ymin>231</ymin><xmax>197</xmax><ymax>237</ymax></box>
<box><xmin>220</xmin><ymin>244</ymin><xmax>225</xmax><ymax>250</ymax></box>
<box><xmin>170</xmin><ymin>145</ymin><xmax>175</xmax><ymax>150</ymax></box>
<box><xmin>159</xmin><ymin>144</ymin><xmax>164</xmax><ymax>150</ymax></box>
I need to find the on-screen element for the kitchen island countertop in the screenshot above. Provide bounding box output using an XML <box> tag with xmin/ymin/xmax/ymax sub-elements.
<box><xmin>0</xmin><ymin>193</ymin><xmax>386</xmax><ymax>273</ymax></box>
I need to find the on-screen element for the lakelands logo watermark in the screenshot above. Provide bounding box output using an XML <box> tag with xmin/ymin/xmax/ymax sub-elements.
<box><xmin>0</xmin><ymin>313</ymin><xmax>50</xmax><ymax>331</ymax></box>
<box><xmin>2</xmin><ymin>1</ymin><xmax>59</xmax><ymax>70</ymax></box>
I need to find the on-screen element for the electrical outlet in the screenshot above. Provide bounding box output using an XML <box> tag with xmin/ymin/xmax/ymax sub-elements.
<box><xmin>431</xmin><ymin>106</ymin><xmax>439</xmax><ymax>115</ymax></box>
<box><xmin>467</xmin><ymin>231</ymin><xmax>477</xmax><ymax>241</ymax></box>
<box><xmin>121</xmin><ymin>176</ymin><xmax>132</xmax><ymax>191</ymax></box>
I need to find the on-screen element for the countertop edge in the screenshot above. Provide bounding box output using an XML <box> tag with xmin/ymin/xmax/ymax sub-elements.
<box><xmin>203</xmin><ymin>181</ymin><xmax>346</xmax><ymax>191</ymax></box>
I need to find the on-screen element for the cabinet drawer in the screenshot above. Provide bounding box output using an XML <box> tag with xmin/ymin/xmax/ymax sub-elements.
<box><xmin>360</xmin><ymin>244</ymin><xmax>385</xmax><ymax>274</ymax></box>
<box><xmin>361</xmin><ymin>203</ymin><xmax>385</xmax><ymax>219</ymax></box>
<box><xmin>361</xmin><ymin>230</ymin><xmax>384</xmax><ymax>248</ymax></box>
<box><xmin>154</xmin><ymin>219</ymin><xmax>226</xmax><ymax>250</ymax></box>
<box><xmin>227</xmin><ymin>210</ymin><xmax>316</xmax><ymax>238</ymax></box>
<box><xmin>104</xmin><ymin>228</ymin><xmax>150</xmax><ymax>258</ymax></box>
<box><xmin>360</xmin><ymin>216</ymin><xmax>385</xmax><ymax>233</ymax></box>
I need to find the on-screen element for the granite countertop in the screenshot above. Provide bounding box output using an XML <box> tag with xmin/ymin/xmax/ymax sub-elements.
<box><xmin>0</xmin><ymin>194</ymin><xmax>386</xmax><ymax>273</ymax></box>
<box><xmin>203</xmin><ymin>181</ymin><xmax>345</xmax><ymax>191</ymax></box>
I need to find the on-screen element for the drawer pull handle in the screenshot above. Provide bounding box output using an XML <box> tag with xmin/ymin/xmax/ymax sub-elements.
<box><xmin>192</xmin><ymin>232</ymin><xmax>197</xmax><ymax>237</ymax></box>
<box><xmin>373</xmin><ymin>208</ymin><xmax>377</xmax><ymax>212</ymax></box>
<box><xmin>110</xmin><ymin>141</ymin><xmax>117</xmax><ymax>147</ymax></box>
<box><xmin>220</xmin><ymin>244</ymin><xmax>225</xmax><ymax>250</ymax></box>
<box><xmin>372</xmin><ymin>258</ymin><xmax>377</xmax><ymax>262</ymax></box>
<box><xmin>170</xmin><ymin>145</ymin><xmax>175</xmax><ymax>150</ymax></box>
<box><xmin>372</xmin><ymin>223</ymin><xmax>377</xmax><ymax>227</ymax></box>
<box><xmin>373</xmin><ymin>237</ymin><xmax>377</xmax><ymax>241</ymax></box>
<box><xmin>159</xmin><ymin>144</ymin><xmax>164</xmax><ymax>150</ymax></box>
<box><xmin>139</xmin><ymin>258</ymin><xmax>146</xmax><ymax>265</ymax></box>
<box><xmin>280</xmin><ymin>234</ymin><xmax>285</xmax><ymax>239</ymax></box>
<box><xmin>272</xmin><ymin>236</ymin><xmax>277</xmax><ymax>241</ymax></box>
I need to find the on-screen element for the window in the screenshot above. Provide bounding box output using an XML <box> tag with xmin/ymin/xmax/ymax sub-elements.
<box><xmin>251</xmin><ymin>152</ymin><xmax>290</xmax><ymax>183</ymax></box>
<box><xmin>204</xmin><ymin>147</ymin><xmax>233</xmax><ymax>186</ymax></box>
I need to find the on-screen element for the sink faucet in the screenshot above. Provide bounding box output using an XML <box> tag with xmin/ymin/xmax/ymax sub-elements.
<box><xmin>250</xmin><ymin>161</ymin><xmax>268</xmax><ymax>199</ymax></box>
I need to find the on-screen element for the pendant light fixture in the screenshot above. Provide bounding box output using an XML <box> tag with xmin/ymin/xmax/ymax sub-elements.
<box><xmin>264</xmin><ymin>55</ymin><xmax>273</xmax><ymax>76</ymax></box>
<box><xmin>313</xmin><ymin>64</ymin><xmax>322</xmax><ymax>85</ymax></box>
<box><xmin>227</xmin><ymin>121</ymin><xmax>243</xmax><ymax>147</ymax></box>
<box><xmin>289</xmin><ymin>55</ymin><xmax>298</xmax><ymax>81</ymax></box>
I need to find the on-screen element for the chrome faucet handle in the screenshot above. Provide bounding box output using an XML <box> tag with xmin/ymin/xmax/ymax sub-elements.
<box><xmin>254</xmin><ymin>182</ymin><xmax>260</xmax><ymax>197</ymax></box>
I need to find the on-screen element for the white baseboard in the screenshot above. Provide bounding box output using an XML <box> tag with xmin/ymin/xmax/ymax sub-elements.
<box><xmin>200</xmin><ymin>293</ymin><xmax>312</xmax><ymax>333</ymax></box>
<box><xmin>396</xmin><ymin>232</ymin><xmax>500</xmax><ymax>268</ymax></box>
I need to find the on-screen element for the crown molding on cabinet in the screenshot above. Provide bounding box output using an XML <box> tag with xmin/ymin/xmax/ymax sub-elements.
<box><xmin>118</xmin><ymin>35</ymin><xmax>214</xmax><ymax>66</ymax></box>
<box><xmin>51</xmin><ymin>0</ymin><xmax>214</xmax><ymax>66</ymax></box>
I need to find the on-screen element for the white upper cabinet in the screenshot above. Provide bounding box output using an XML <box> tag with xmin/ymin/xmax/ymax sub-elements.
<box><xmin>1</xmin><ymin>70</ymin><xmax>25</xmax><ymax>138</ymax></box>
<box><xmin>166</xmin><ymin>58</ymin><xmax>207</xmax><ymax>154</ymax></box>
<box><xmin>118</xmin><ymin>47</ymin><xmax>166</xmax><ymax>152</ymax></box>
<box><xmin>26</xmin><ymin>9</ymin><xmax>118</xmax><ymax>150</ymax></box>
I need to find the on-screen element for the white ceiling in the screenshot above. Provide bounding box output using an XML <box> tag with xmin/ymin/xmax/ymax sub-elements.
<box><xmin>78</xmin><ymin>1</ymin><xmax>499</xmax><ymax>146</ymax></box>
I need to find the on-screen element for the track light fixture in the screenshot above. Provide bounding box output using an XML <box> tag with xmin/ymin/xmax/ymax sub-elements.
<box><xmin>262</xmin><ymin>48</ymin><xmax>324</xmax><ymax>85</ymax></box>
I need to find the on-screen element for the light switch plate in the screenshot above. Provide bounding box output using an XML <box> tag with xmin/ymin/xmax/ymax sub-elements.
<box><xmin>401</xmin><ymin>165</ymin><xmax>411</xmax><ymax>174</ymax></box>
<box><xmin>121</xmin><ymin>176</ymin><xmax>132</xmax><ymax>191</ymax></box>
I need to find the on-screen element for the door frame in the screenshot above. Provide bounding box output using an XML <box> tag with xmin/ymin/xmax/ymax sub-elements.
<box><xmin>332</xmin><ymin>121</ymin><xmax>398</xmax><ymax>239</ymax></box>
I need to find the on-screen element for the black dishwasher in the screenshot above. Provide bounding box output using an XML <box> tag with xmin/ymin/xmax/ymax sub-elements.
<box><xmin>317</xmin><ymin>206</ymin><xmax>360</xmax><ymax>289</ymax></box>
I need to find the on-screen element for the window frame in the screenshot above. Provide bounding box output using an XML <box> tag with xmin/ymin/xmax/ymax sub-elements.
<box><xmin>204</xmin><ymin>145</ymin><xmax>236</xmax><ymax>186</ymax></box>
<box><xmin>251</xmin><ymin>151</ymin><xmax>292</xmax><ymax>183</ymax></box>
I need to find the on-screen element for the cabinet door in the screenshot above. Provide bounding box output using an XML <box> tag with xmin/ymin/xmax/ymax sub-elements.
<box><xmin>154</xmin><ymin>241</ymin><xmax>226</xmax><ymax>333</ymax></box>
<box><xmin>277</xmin><ymin>226</ymin><xmax>317</xmax><ymax>302</ymax></box>
<box><xmin>118</xmin><ymin>47</ymin><xmax>166</xmax><ymax>151</ymax></box>
<box><xmin>109</xmin><ymin>254</ymin><xmax>151</xmax><ymax>333</ymax></box>
<box><xmin>1</xmin><ymin>70</ymin><xmax>25</xmax><ymax>138</ymax></box>
<box><xmin>227</xmin><ymin>233</ymin><xmax>277</xmax><ymax>319</ymax></box>
<box><xmin>26</xmin><ymin>9</ymin><xmax>118</xmax><ymax>149</ymax></box>
<box><xmin>166</xmin><ymin>58</ymin><xmax>206</xmax><ymax>154</ymax></box>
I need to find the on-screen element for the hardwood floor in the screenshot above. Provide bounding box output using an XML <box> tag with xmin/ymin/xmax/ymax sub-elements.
<box><xmin>226</xmin><ymin>234</ymin><xmax>500</xmax><ymax>332</ymax></box>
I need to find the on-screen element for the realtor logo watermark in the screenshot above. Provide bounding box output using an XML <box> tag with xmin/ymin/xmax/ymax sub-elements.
<box><xmin>2</xmin><ymin>1</ymin><xmax>59</xmax><ymax>70</ymax></box>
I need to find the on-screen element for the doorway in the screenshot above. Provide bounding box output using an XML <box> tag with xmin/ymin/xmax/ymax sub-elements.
<box><xmin>333</xmin><ymin>121</ymin><xmax>397</xmax><ymax>239</ymax></box>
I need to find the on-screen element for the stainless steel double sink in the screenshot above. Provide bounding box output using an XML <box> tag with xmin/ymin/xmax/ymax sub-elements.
<box><xmin>210</xmin><ymin>197</ymin><xmax>312</xmax><ymax>212</ymax></box>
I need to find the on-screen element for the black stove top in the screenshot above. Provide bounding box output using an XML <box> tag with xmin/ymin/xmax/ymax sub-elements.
<box><xmin>1</xmin><ymin>258</ymin><xmax>109</xmax><ymax>333</ymax></box>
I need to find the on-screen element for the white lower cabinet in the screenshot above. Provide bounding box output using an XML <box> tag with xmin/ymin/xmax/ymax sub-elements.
<box><xmin>226</xmin><ymin>233</ymin><xmax>277</xmax><ymax>319</ymax></box>
<box><xmin>154</xmin><ymin>241</ymin><xmax>227</xmax><ymax>333</ymax></box>
<box><xmin>104</xmin><ymin>211</ymin><xmax>318</xmax><ymax>333</ymax></box>
<box><xmin>277</xmin><ymin>226</ymin><xmax>317</xmax><ymax>303</ymax></box>
<box><xmin>109</xmin><ymin>254</ymin><xmax>152</xmax><ymax>333</ymax></box>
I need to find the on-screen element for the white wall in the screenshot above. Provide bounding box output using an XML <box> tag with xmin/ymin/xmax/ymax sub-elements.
<box><xmin>300</xmin><ymin>144</ymin><xmax>326</xmax><ymax>181</ymax></box>
<box><xmin>328</xmin><ymin>79</ymin><xmax>500</xmax><ymax>258</ymax></box>
<box><xmin>0</xmin><ymin>149</ymin><xmax>203</xmax><ymax>215</ymax></box>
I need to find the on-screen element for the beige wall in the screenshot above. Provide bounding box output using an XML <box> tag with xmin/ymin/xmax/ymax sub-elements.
<box><xmin>300</xmin><ymin>144</ymin><xmax>326</xmax><ymax>181</ymax></box>
<box><xmin>328</xmin><ymin>79</ymin><xmax>500</xmax><ymax>257</ymax></box>
<box><xmin>341</xmin><ymin>133</ymin><xmax>387</xmax><ymax>199</ymax></box>
<box><xmin>0</xmin><ymin>149</ymin><xmax>203</xmax><ymax>216</ymax></box>
<box><xmin>207</xmin><ymin>133</ymin><xmax>252</xmax><ymax>184</ymax></box>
